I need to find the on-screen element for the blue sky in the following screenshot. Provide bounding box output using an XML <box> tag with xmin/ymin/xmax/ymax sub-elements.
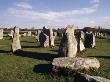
<box><xmin>0</xmin><ymin>0</ymin><xmax>110</xmax><ymax>28</ymax></box>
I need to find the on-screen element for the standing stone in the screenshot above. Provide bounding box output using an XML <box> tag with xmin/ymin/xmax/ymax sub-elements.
<box><xmin>44</xmin><ymin>34</ymin><xmax>49</xmax><ymax>47</ymax></box>
<box><xmin>27</xmin><ymin>31</ymin><xmax>31</xmax><ymax>36</ymax></box>
<box><xmin>59</xmin><ymin>25</ymin><xmax>77</xmax><ymax>57</ymax></box>
<box><xmin>84</xmin><ymin>32</ymin><xmax>95</xmax><ymax>48</ymax></box>
<box><xmin>81</xmin><ymin>31</ymin><xmax>85</xmax><ymax>39</ymax></box>
<box><xmin>8</xmin><ymin>30</ymin><xmax>14</xmax><ymax>38</ymax></box>
<box><xmin>36</xmin><ymin>30</ymin><xmax>41</xmax><ymax>42</ymax></box>
<box><xmin>53</xmin><ymin>32</ymin><xmax>57</xmax><ymax>37</ymax></box>
<box><xmin>49</xmin><ymin>28</ymin><xmax>55</xmax><ymax>47</ymax></box>
<box><xmin>77</xmin><ymin>31</ymin><xmax>85</xmax><ymax>52</ymax></box>
<box><xmin>10</xmin><ymin>30</ymin><xmax>14</xmax><ymax>38</ymax></box>
<box><xmin>22</xmin><ymin>33</ymin><xmax>26</xmax><ymax>37</ymax></box>
<box><xmin>92</xmin><ymin>33</ymin><xmax>96</xmax><ymax>48</ymax></box>
<box><xmin>35</xmin><ymin>30</ymin><xmax>41</xmax><ymax>46</ymax></box>
<box><xmin>11</xmin><ymin>27</ymin><xmax>21</xmax><ymax>52</ymax></box>
<box><xmin>39</xmin><ymin>32</ymin><xmax>49</xmax><ymax>47</ymax></box>
<box><xmin>80</xmin><ymin>39</ymin><xmax>85</xmax><ymax>51</ymax></box>
<box><xmin>0</xmin><ymin>29</ymin><xmax>3</xmax><ymax>39</ymax></box>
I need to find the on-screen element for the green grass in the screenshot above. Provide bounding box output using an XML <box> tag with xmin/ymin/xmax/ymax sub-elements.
<box><xmin>0</xmin><ymin>36</ymin><xmax>110</xmax><ymax>82</ymax></box>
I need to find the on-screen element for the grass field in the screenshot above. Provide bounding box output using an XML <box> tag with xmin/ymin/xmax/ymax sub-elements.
<box><xmin>0</xmin><ymin>36</ymin><xmax>110</xmax><ymax>82</ymax></box>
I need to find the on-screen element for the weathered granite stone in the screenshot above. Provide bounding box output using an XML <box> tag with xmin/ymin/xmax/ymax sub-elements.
<box><xmin>27</xmin><ymin>31</ymin><xmax>31</xmax><ymax>36</ymax></box>
<box><xmin>35</xmin><ymin>30</ymin><xmax>41</xmax><ymax>42</ymax></box>
<box><xmin>22</xmin><ymin>33</ymin><xmax>26</xmax><ymax>37</ymax></box>
<box><xmin>59</xmin><ymin>25</ymin><xmax>77</xmax><ymax>57</ymax></box>
<box><xmin>81</xmin><ymin>31</ymin><xmax>85</xmax><ymax>39</ymax></box>
<box><xmin>53</xmin><ymin>32</ymin><xmax>57</xmax><ymax>37</ymax></box>
<box><xmin>77</xmin><ymin>31</ymin><xmax>85</xmax><ymax>52</ymax></box>
<box><xmin>80</xmin><ymin>39</ymin><xmax>85</xmax><ymax>51</ymax></box>
<box><xmin>8</xmin><ymin>30</ymin><xmax>14</xmax><ymax>38</ymax></box>
<box><xmin>39</xmin><ymin>32</ymin><xmax>49</xmax><ymax>47</ymax></box>
<box><xmin>49</xmin><ymin>28</ymin><xmax>55</xmax><ymax>47</ymax></box>
<box><xmin>0</xmin><ymin>29</ymin><xmax>3</xmax><ymax>39</ymax></box>
<box><xmin>44</xmin><ymin>34</ymin><xmax>49</xmax><ymax>47</ymax></box>
<box><xmin>75</xmin><ymin>73</ymin><xmax>110</xmax><ymax>82</ymax></box>
<box><xmin>92</xmin><ymin>33</ymin><xmax>96</xmax><ymax>48</ymax></box>
<box><xmin>52</xmin><ymin>57</ymin><xmax>100</xmax><ymax>71</ymax></box>
<box><xmin>84</xmin><ymin>32</ymin><xmax>96</xmax><ymax>48</ymax></box>
<box><xmin>11</xmin><ymin>26</ymin><xmax>21</xmax><ymax>52</ymax></box>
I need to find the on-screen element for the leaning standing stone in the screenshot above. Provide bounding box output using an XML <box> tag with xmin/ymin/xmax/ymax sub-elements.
<box><xmin>11</xmin><ymin>26</ymin><xmax>21</xmax><ymax>52</ymax></box>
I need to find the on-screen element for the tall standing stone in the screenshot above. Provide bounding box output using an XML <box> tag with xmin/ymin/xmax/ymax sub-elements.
<box><xmin>39</xmin><ymin>32</ymin><xmax>49</xmax><ymax>47</ymax></box>
<box><xmin>92</xmin><ymin>33</ymin><xmax>96</xmax><ymax>48</ymax></box>
<box><xmin>59</xmin><ymin>25</ymin><xmax>77</xmax><ymax>57</ymax></box>
<box><xmin>77</xmin><ymin>31</ymin><xmax>85</xmax><ymax>52</ymax></box>
<box><xmin>11</xmin><ymin>27</ymin><xmax>21</xmax><ymax>52</ymax></box>
<box><xmin>49</xmin><ymin>28</ymin><xmax>55</xmax><ymax>47</ymax></box>
<box><xmin>0</xmin><ymin>29</ymin><xmax>3</xmax><ymax>39</ymax></box>
<box><xmin>36</xmin><ymin>30</ymin><xmax>41</xmax><ymax>42</ymax></box>
<box><xmin>27</xmin><ymin>31</ymin><xmax>31</xmax><ymax>36</ymax></box>
<box><xmin>35</xmin><ymin>30</ymin><xmax>41</xmax><ymax>46</ymax></box>
<box><xmin>9</xmin><ymin>30</ymin><xmax>14</xmax><ymax>38</ymax></box>
<box><xmin>84</xmin><ymin>32</ymin><xmax>95</xmax><ymax>48</ymax></box>
<box><xmin>79</xmin><ymin>39</ymin><xmax>85</xmax><ymax>51</ymax></box>
<box><xmin>81</xmin><ymin>31</ymin><xmax>85</xmax><ymax>39</ymax></box>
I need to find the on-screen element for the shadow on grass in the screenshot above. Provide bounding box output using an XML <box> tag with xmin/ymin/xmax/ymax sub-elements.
<box><xmin>33</xmin><ymin>64</ymin><xmax>52</xmax><ymax>73</ymax></box>
<box><xmin>0</xmin><ymin>50</ymin><xmax>11</xmax><ymax>53</ymax></box>
<box><xmin>22</xmin><ymin>45</ymin><xmax>37</xmax><ymax>48</ymax></box>
<box><xmin>33</xmin><ymin>64</ymin><xmax>72</xmax><ymax>77</ymax></box>
<box><xmin>21</xmin><ymin>41</ymin><xmax>36</xmax><ymax>43</ymax></box>
<box><xmin>14</xmin><ymin>50</ymin><xmax>59</xmax><ymax>61</ymax></box>
<box><xmin>49</xmin><ymin>50</ymin><xmax>58</xmax><ymax>53</ymax></box>
<box><xmin>88</xmin><ymin>56</ymin><xmax>110</xmax><ymax>59</ymax></box>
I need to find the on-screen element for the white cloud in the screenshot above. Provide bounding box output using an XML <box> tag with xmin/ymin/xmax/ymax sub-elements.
<box><xmin>90</xmin><ymin>0</ymin><xmax>100</xmax><ymax>3</ymax></box>
<box><xmin>15</xmin><ymin>2</ymin><xmax>32</xmax><ymax>9</ymax></box>
<box><xmin>6</xmin><ymin>4</ymin><xmax>99</xmax><ymax>23</ymax></box>
<box><xmin>104</xmin><ymin>16</ymin><xmax>110</xmax><ymax>20</ymax></box>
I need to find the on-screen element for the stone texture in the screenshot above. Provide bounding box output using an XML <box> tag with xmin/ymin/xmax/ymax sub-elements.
<box><xmin>59</xmin><ymin>25</ymin><xmax>77</xmax><ymax>57</ymax></box>
<box><xmin>77</xmin><ymin>31</ymin><xmax>85</xmax><ymax>52</ymax></box>
<box><xmin>52</xmin><ymin>57</ymin><xmax>100</xmax><ymax>71</ymax></box>
<box><xmin>0</xmin><ymin>29</ymin><xmax>3</xmax><ymax>39</ymax></box>
<box><xmin>49</xmin><ymin>28</ymin><xmax>55</xmax><ymax>47</ymax></box>
<box><xmin>8</xmin><ymin>30</ymin><xmax>14</xmax><ymax>38</ymax></box>
<box><xmin>39</xmin><ymin>32</ymin><xmax>49</xmax><ymax>47</ymax></box>
<box><xmin>53</xmin><ymin>32</ymin><xmax>57</xmax><ymax>37</ymax></box>
<box><xmin>44</xmin><ymin>34</ymin><xmax>49</xmax><ymax>47</ymax></box>
<box><xmin>35</xmin><ymin>30</ymin><xmax>41</xmax><ymax>42</ymax></box>
<box><xmin>85</xmin><ymin>32</ymin><xmax>96</xmax><ymax>48</ymax></box>
<box><xmin>81</xmin><ymin>31</ymin><xmax>85</xmax><ymax>39</ymax></box>
<box><xmin>22</xmin><ymin>33</ymin><xmax>26</xmax><ymax>37</ymax></box>
<box><xmin>11</xmin><ymin>26</ymin><xmax>21</xmax><ymax>52</ymax></box>
<box><xmin>80</xmin><ymin>39</ymin><xmax>85</xmax><ymax>51</ymax></box>
<box><xmin>75</xmin><ymin>73</ymin><xmax>110</xmax><ymax>82</ymax></box>
<box><xmin>92</xmin><ymin>33</ymin><xmax>96</xmax><ymax>48</ymax></box>
<box><xmin>27</xmin><ymin>31</ymin><xmax>31</xmax><ymax>36</ymax></box>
